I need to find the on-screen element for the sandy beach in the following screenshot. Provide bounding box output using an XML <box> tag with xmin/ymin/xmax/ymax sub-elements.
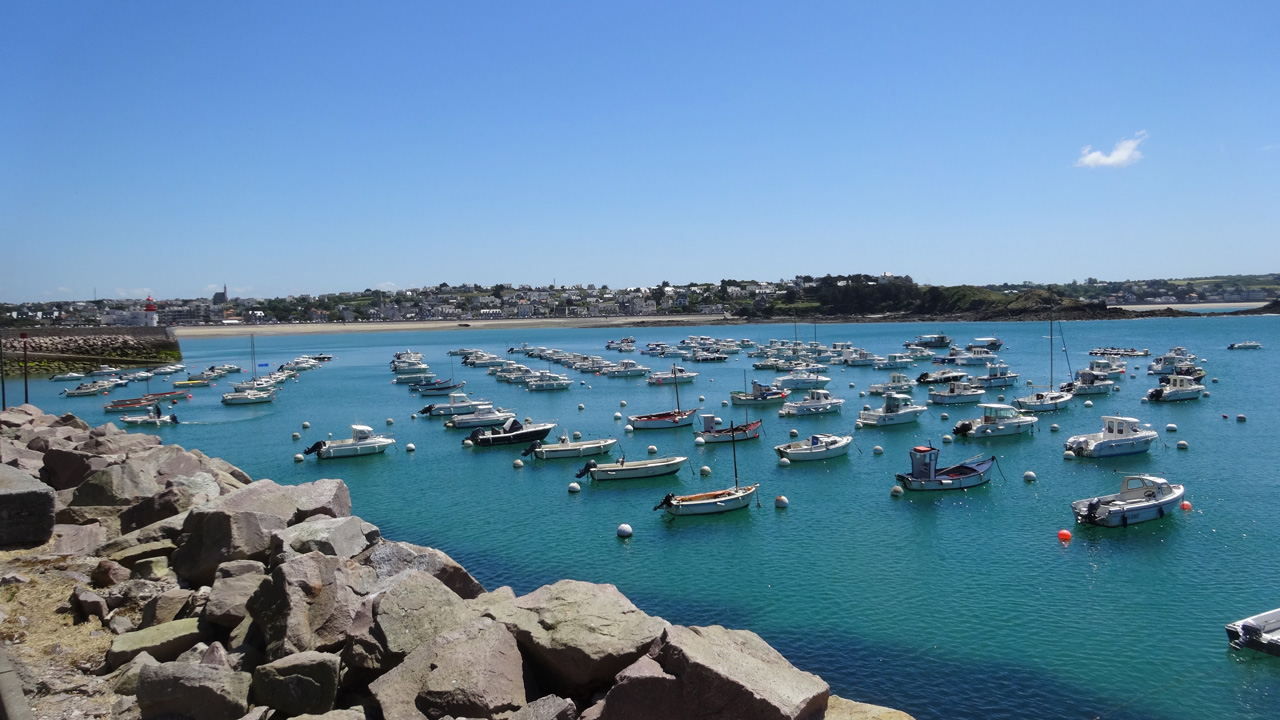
<box><xmin>1111</xmin><ymin>302</ymin><xmax>1266</xmax><ymax>313</ymax></box>
<box><xmin>171</xmin><ymin>315</ymin><xmax>739</xmax><ymax>339</ymax></box>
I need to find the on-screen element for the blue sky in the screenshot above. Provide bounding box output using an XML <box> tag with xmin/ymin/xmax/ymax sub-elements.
<box><xmin>1</xmin><ymin>1</ymin><xmax>1276</xmax><ymax>302</ymax></box>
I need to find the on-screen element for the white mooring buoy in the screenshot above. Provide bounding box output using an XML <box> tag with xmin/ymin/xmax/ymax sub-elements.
<box><xmin>568</xmin><ymin>482</ymin><xmax>581</xmax><ymax>493</ymax></box>
<box><xmin>1024</xmin><ymin>471</ymin><xmax>1037</xmax><ymax>481</ymax></box>
<box><xmin>873</xmin><ymin>445</ymin><xmax>884</xmax><ymax>455</ymax></box>
<box><xmin>292</xmin><ymin>432</ymin><xmax>300</xmax><ymax>440</ymax></box>
<box><xmin>1177</xmin><ymin>440</ymin><xmax>1189</xmax><ymax>450</ymax></box>
<box><xmin>293</xmin><ymin>454</ymin><xmax>304</xmax><ymax>462</ymax></box>
<box><xmin>700</xmin><ymin>466</ymin><xmax>712</xmax><ymax>476</ymax></box>
<box><xmin>406</xmin><ymin>444</ymin><xmax>415</xmax><ymax>452</ymax></box>
<box><xmin>891</xmin><ymin>485</ymin><xmax>904</xmax><ymax>497</ymax></box>
<box><xmin>617</xmin><ymin>524</ymin><xmax>633</xmax><ymax>538</ymax></box>
<box><xmin>513</xmin><ymin>459</ymin><xmax>524</xmax><ymax>469</ymax></box>
<box><xmin>647</xmin><ymin>445</ymin><xmax>658</xmax><ymax>454</ymax></box>
<box><xmin>775</xmin><ymin>495</ymin><xmax>789</xmax><ymax>508</ymax></box>
<box><xmin>778</xmin><ymin>457</ymin><xmax>791</xmax><ymax>466</ymax></box>
<box><xmin>302</xmin><ymin>421</ymin><xmax>311</xmax><ymax>429</ymax></box>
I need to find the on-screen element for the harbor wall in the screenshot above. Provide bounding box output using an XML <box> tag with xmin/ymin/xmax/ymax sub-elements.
<box><xmin>0</xmin><ymin>327</ymin><xmax>181</xmax><ymax>377</ymax></box>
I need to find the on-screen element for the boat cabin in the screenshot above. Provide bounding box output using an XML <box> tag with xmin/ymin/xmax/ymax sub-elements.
<box><xmin>1101</xmin><ymin>416</ymin><xmax>1143</xmax><ymax>438</ymax></box>
<box><xmin>806</xmin><ymin>388</ymin><xmax>834</xmax><ymax>402</ymax></box>
<box><xmin>906</xmin><ymin>446</ymin><xmax>939</xmax><ymax>479</ymax></box>
<box><xmin>979</xmin><ymin>404</ymin><xmax>1022</xmax><ymax>423</ymax></box>
<box><xmin>351</xmin><ymin>425</ymin><xmax>376</xmax><ymax>441</ymax></box>
<box><xmin>883</xmin><ymin>393</ymin><xmax>913</xmax><ymax>413</ymax></box>
<box><xmin>1166</xmin><ymin>375</ymin><xmax>1201</xmax><ymax>391</ymax></box>
<box><xmin>1115</xmin><ymin>475</ymin><xmax>1177</xmax><ymax>502</ymax></box>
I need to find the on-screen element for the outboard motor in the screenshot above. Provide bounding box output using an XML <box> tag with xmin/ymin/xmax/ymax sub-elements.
<box><xmin>653</xmin><ymin>492</ymin><xmax>677</xmax><ymax>511</ymax></box>
<box><xmin>466</xmin><ymin>428</ymin><xmax>484</xmax><ymax>444</ymax></box>
<box><xmin>1148</xmin><ymin>388</ymin><xmax>1164</xmax><ymax>401</ymax></box>
<box><xmin>574</xmin><ymin>460</ymin><xmax>598</xmax><ymax>479</ymax></box>
<box><xmin>953</xmin><ymin>421</ymin><xmax>973</xmax><ymax>437</ymax></box>
<box><xmin>303</xmin><ymin>441</ymin><xmax>325</xmax><ymax>456</ymax></box>
<box><xmin>421</xmin><ymin>405</ymin><xmax>435</xmax><ymax>416</ymax></box>
<box><xmin>169</xmin><ymin>414</ymin><xmax>178</xmax><ymax>424</ymax></box>
<box><xmin>521</xmin><ymin>441</ymin><xmax>542</xmax><ymax>457</ymax></box>
<box><xmin>1084</xmin><ymin>498</ymin><xmax>1102</xmax><ymax>523</ymax></box>
<box><xmin>916</xmin><ymin>371</ymin><xmax>931</xmax><ymax>384</ymax></box>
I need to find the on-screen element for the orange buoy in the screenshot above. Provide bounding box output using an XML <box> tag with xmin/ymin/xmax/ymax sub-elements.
<box><xmin>1057</xmin><ymin>529</ymin><xmax>1072</xmax><ymax>543</ymax></box>
<box><xmin>187</xmin><ymin>394</ymin><xmax>193</xmax><ymax>399</ymax></box>
<box><xmin>1180</xmin><ymin>501</ymin><xmax>1192</xmax><ymax>511</ymax></box>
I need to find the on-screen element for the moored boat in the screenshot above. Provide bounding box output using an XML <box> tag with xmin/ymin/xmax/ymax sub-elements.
<box><xmin>952</xmin><ymin>403</ymin><xmax>1037</xmax><ymax>438</ymax></box>
<box><xmin>1064</xmin><ymin>416</ymin><xmax>1157</xmax><ymax>457</ymax></box>
<box><xmin>1146</xmin><ymin>374</ymin><xmax>1204</xmax><ymax>402</ymax></box>
<box><xmin>303</xmin><ymin>425</ymin><xmax>395</xmax><ymax>459</ymax></box>
<box><xmin>1228</xmin><ymin>341</ymin><xmax>1262</xmax><ymax>350</ymax></box>
<box><xmin>524</xmin><ymin>436</ymin><xmax>617</xmax><ymax>459</ymax></box>
<box><xmin>778</xmin><ymin>388</ymin><xmax>844</xmax><ymax>417</ymax></box>
<box><xmin>579</xmin><ymin>454</ymin><xmax>688</xmax><ymax>481</ymax></box>
<box><xmin>693</xmin><ymin>415</ymin><xmax>762</xmax><ymax>443</ymax></box>
<box><xmin>1071</xmin><ymin>475</ymin><xmax>1184</xmax><ymax>527</ymax></box>
<box><xmin>857</xmin><ymin>393</ymin><xmax>927</xmax><ymax>427</ymax></box>
<box><xmin>928</xmin><ymin>380</ymin><xmax>985</xmax><ymax>405</ymax></box>
<box><xmin>1227</xmin><ymin>608</ymin><xmax>1280</xmax><ymax>656</ymax></box>
<box><xmin>868</xmin><ymin>373</ymin><xmax>916</xmax><ymax>395</ymax></box>
<box><xmin>445</xmin><ymin>406</ymin><xmax>517</xmax><ymax>428</ymax></box>
<box><xmin>465</xmin><ymin>418</ymin><xmax>556</xmax><ymax>447</ymax></box>
<box><xmin>730</xmin><ymin>380</ymin><xmax>789</xmax><ymax>405</ymax></box>
<box><xmin>895</xmin><ymin>446</ymin><xmax>995</xmax><ymax>491</ymax></box>
<box><xmin>773</xmin><ymin>433</ymin><xmax>853</xmax><ymax>461</ymax></box>
<box><xmin>422</xmin><ymin>392</ymin><xmax>490</xmax><ymax>416</ymax></box>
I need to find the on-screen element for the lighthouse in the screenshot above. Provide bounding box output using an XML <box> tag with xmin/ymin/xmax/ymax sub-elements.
<box><xmin>144</xmin><ymin>295</ymin><xmax>157</xmax><ymax>327</ymax></box>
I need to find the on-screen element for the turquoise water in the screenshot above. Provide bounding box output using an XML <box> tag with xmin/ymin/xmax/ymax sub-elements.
<box><xmin>15</xmin><ymin>316</ymin><xmax>1280</xmax><ymax>720</ymax></box>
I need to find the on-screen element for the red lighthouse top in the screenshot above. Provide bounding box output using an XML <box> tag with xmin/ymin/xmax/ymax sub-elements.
<box><xmin>145</xmin><ymin>296</ymin><xmax>156</xmax><ymax>312</ymax></box>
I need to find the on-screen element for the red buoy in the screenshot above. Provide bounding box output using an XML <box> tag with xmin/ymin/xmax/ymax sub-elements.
<box><xmin>1057</xmin><ymin>529</ymin><xmax>1072</xmax><ymax>543</ymax></box>
<box><xmin>1181</xmin><ymin>501</ymin><xmax>1192</xmax><ymax>511</ymax></box>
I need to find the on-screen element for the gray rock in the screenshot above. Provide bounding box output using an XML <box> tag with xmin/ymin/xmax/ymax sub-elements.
<box><xmin>370</xmin><ymin>618</ymin><xmax>524</xmax><ymax>720</ymax></box>
<box><xmin>73</xmin><ymin>585</ymin><xmax>110</xmax><ymax>622</ymax></box>
<box><xmin>131</xmin><ymin>555</ymin><xmax>173</xmax><ymax>582</ymax></box>
<box><xmin>109</xmin><ymin>614</ymin><xmax>136</xmax><ymax>635</ymax></box>
<box><xmin>109</xmin><ymin>539</ymin><xmax>177</xmax><ymax>568</ymax></box>
<box><xmin>40</xmin><ymin>447</ymin><xmax>113</xmax><ymax>490</ymax></box>
<box><xmin>252</xmin><ymin>650</ymin><xmax>341</xmax><ymax>716</ymax></box>
<box><xmin>271</xmin><ymin>515</ymin><xmax>380</xmax><ymax>565</ymax></box>
<box><xmin>482</xmin><ymin>579</ymin><xmax>669</xmax><ymax>695</ymax></box>
<box><xmin>136</xmin><ymin>662</ymin><xmax>253</xmax><ymax>720</ymax></box>
<box><xmin>111</xmin><ymin>651</ymin><xmax>159</xmax><ymax>696</ymax></box>
<box><xmin>201</xmin><ymin>642</ymin><xmax>232</xmax><ymax>668</ymax></box>
<box><xmin>53</xmin><ymin>413</ymin><xmax>92</xmax><ymax>431</ymax></box>
<box><xmin>823</xmin><ymin>695</ymin><xmax>917</xmax><ymax>720</ymax></box>
<box><xmin>0</xmin><ymin>463</ymin><xmax>55</xmax><ymax>546</ymax></box>
<box><xmin>290</xmin><ymin>478</ymin><xmax>352</xmax><ymax>521</ymax></box>
<box><xmin>578</xmin><ymin>655</ymin><xmax>680</xmax><ymax>720</ymax></box>
<box><xmin>139</xmin><ymin>589</ymin><xmax>195</xmax><ymax>629</ymax></box>
<box><xmin>106</xmin><ymin>617</ymin><xmax>212</xmax><ymax>668</ymax></box>
<box><xmin>56</xmin><ymin>505</ymin><xmax>124</xmax><ymax>539</ymax></box>
<box><xmin>50</xmin><ymin>521</ymin><xmax>107</xmax><ymax>556</ymax></box>
<box><xmin>372</xmin><ymin>570</ymin><xmax>477</xmax><ymax>662</ymax></box>
<box><xmin>177</xmin><ymin>642</ymin><xmax>212</xmax><ymax>664</ymax></box>
<box><xmin>291</xmin><ymin>710</ymin><xmax>366</xmax><ymax>720</ymax></box>
<box><xmin>649</xmin><ymin>624</ymin><xmax>829</xmax><ymax>720</ymax></box>
<box><xmin>118</xmin><ymin>484</ymin><xmax>203</xmax><ymax>535</ymax></box>
<box><xmin>107</xmin><ymin>579</ymin><xmax>180</xmax><ymax>615</ymax></box>
<box><xmin>96</xmin><ymin>510</ymin><xmax>190</xmax><ymax>557</ymax></box>
<box><xmin>70</xmin><ymin>463</ymin><xmax>161</xmax><ymax>507</ymax></box>
<box><xmin>363</xmin><ymin>540</ymin><xmax>486</xmax><ymax>600</ymax></box>
<box><xmin>246</xmin><ymin>552</ymin><xmax>368</xmax><ymax>660</ymax></box>
<box><xmin>204</xmin><ymin>561</ymin><xmax>267</xmax><ymax>628</ymax></box>
<box><xmin>511</xmin><ymin>695</ymin><xmax>580</xmax><ymax>720</ymax></box>
<box><xmin>80</xmin><ymin>431</ymin><xmax>162</xmax><ymax>457</ymax></box>
<box><xmin>93</xmin><ymin>559</ymin><xmax>133</xmax><ymax>587</ymax></box>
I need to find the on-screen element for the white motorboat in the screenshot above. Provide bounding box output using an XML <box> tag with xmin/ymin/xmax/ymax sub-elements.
<box><xmin>954</xmin><ymin>348</ymin><xmax>1000</xmax><ymax>366</ymax></box>
<box><xmin>445</xmin><ymin>406</ymin><xmax>517</xmax><ymax>428</ymax></box>
<box><xmin>907</xmin><ymin>334</ymin><xmax>953</xmax><ymax>349</ymax></box>
<box><xmin>1072</xmin><ymin>475</ymin><xmax>1184</xmax><ymax>527</ymax></box>
<box><xmin>393</xmin><ymin>372</ymin><xmax>437</xmax><ymax>384</ymax></box>
<box><xmin>1087</xmin><ymin>357</ymin><xmax>1127</xmax><ymax>378</ymax></box>
<box><xmin>916</xmin><ymin>369</ymin><xmax>967</xmax><ymax>385</ymax></box>
<box><xmin>119</xmin><ymin>404</ymin><xmax>179</xmax><ymax>426</ymax></box>
<box><xmin>966</xmin><ymin>337</ymin><xmax>1003</xmax><ymax>351</ymax></box>
<box><xmin>872</xmin><ymin>353</ymin><xmax>912</xmax><ymax>370</ymax></box>
<box><xmin>971</xmin><ymin>362</ymin><xmax>1019</xmax><ymax>388</ymax></box>
<box><xmin>1147</xmin><ymin>347</ymin><xmax>1197</xmax><ymax>375</ymax></box>
<box><xmin>1228</xmin><ymin>341</ymin><xmax>1262</xmax><ymax>350</ymax></box>
<box><xmin>220</xmin><ymin>388</ymin><xmax>276</xmax><ymax>405</ymax></box>
<box><xmin>525</xmin><ymin>436</ymin><xmax>617</xmax><ymax>459</ymax></box>
<box><xmin>1146</xmin><ymin>374</ymin><xmax>1204</xmax><ymax>402</ymax></box>
<box><xmin>903</xmin><ymin>345</ymin><xmax>936</xmax><ymax>360</ymax></box>
<box><xmin>693</xmin><ymin>416</ymin><xmax>762</xmax><ymax>443</ymax></box>
<box><xmin>646</xmin><ymin>365</ymin><xmax>698</xmax><ymax>385</ymax></box>
<box><xmin>1013</xmin><ymin>390</ymin><xmax>1074</xmax><ymax>412</ymax></box>
<box><xmin>952</xmin><ymin>403</ymin><xmax>1037</xmax><ymax>438</ymax></box>
<box><xmin>773</xmin><ymin>370</ymin><xmax>830</xmax><ymax>390</ymax></box>
<box><xmin>605</xmin><ymin>360</ymin><xmax>650</xmax><ymax>378</ymax></box>
<box><xmin>627</xmin><ymin>408</ymin><xmax>697</xmax><ymax>429</ymax></box>
<box><xmin>653</xmin><ymin>484</ymin><xmax>758</xmax><ymax>516</ymax></box>
<box><xmin>88</xmin><ymin>365</ymin><xmax>122</xmax><ymax>376</ymax></box>
<box><xmin>778</xmin><ymin>388</ymin><xmax>844</xmax><ymax>417</ymax></box>
<box><xmin>841</xmin><ymin>349</ymin><xmax>879</xmax><ymax>366</ymax></box>
<box><xmin>1227</xmin><ymin>608</ymin><xmax>1280</xmax><ymax>656</ymax></box>
<box><xmin>580</xmin><ymin>455</ymin><xmax>688</xmax><ymax>481</ymax></box>
<box><xmin>730</xmin><ymin>380</ymin><xmax>789</xmax><ymax>405</ymax></box>
<box><xmin>868</xmin><ymin>373</ymin><xmax>916</xmax><ymax>395</ymax></box>
<box><xmin>1059</xmin><ymin>369</ymin><xmax>1114</xmax><ymax>396</ymax></box>
<box><xmin>526</xmin><ymin>371</ymin><xmax>572</xmax><ymax>391</ymax></box>
<box><xmin>303</xmin><ymin>425</ymin><xmax>395</xmax><ymax>459</ymax></box>
<box><xmin>1065</xmin><ymin>416</ymin><xmax>1158</xmax><ymax>458</ymax></box>
<box><xmin>50</xmin><ymin>372</ymin><xmax>86</xmax><ymax>382</ymax></box>
<box><xmin>213</xmin><ymin>364</ymin><xmax>243</xmax><ymax>374</ymax></box>
<box><xmin>151</xmin><ymin>365</ymin><xmax>185</xmax><ymax>375</ymax></box>
<box><xmin>928</xmin><ymin>380</ymin><xmax>985</xmax><ymax>405</ymax></box>
<box><xmin>857</xmin><ymin>393</ymin><xmax>927</xmax><ymax>427</ymax></box>
<box><xmin>62</xmin><ymin>381</ymin><xmax>113</xmax><ymax>397</ymax></box>
<box><xmin>895</xmin><ymin>446</ymin><xmax>995</xmax><ymax>491</ymax></box>
<box><xmin>422</xmin><ymin>392</ymin><xmax>490</xmax><ymax>416</ymax></box>
<box><xmin>773</xmin><ymin>434</ymin><xmax>853</xmax><ymax>461</ymax></box>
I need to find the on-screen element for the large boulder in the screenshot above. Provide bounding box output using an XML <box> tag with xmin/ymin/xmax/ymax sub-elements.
<box><xmin>55</xmin><ymin>505</ymin><xmax>125</xmax><ymax>538</ymax></box>
<box><xmin>362</xmin><ymin>540</ymin><xmax>485</xmax><ymax>600</ymax></box>
<box><xmin>368</xmin><ymin>570</ymin><xmax>476</xmax><ymax>662</ymax></box>
<box><xmin>79</xmin><ymin>431</ymin><xmax>162</xmax><ymax>457</ymax></box>
<box><xmin>106</xmin><ymin>617</ymin><xmax>213</xmax><ymax>668</ymax></box>
<box><xmin>482</xmin><ymin>580</ymin><xmax>669</xmax><ymax>695</ymax></box>
<box><xmin>109</xmin><ymin>539</ymin><xmax>177</xmax><ymax>568</ymax></box>
<box><xmin>126</xmin><ymin>445</ymin><xmax>246</xmax><ymax>496</ymax></box>
<box><xmin>135</xmin><ymin>662</ymin><xmax>252</xmax><ymax>720</ymax></box>
<box><xmin>246</xmin><ymin>552</ymin><xmax>371</xmax><ymax>660</ymax></box>
<box><xmin>0</xmin><ymin>463</ymin><xmax>55</xmax><ymax>546</ymax></box>
<box><xmin>204</xmin><ymin>560</ymin><xmax>267</xmax><ymax>628</ymax></box>
<box><xmin>50</xmin><ymin>522</ymin><xmax>107</xmax><ymax>556</ymax></box>
<box><xmin>649</xmin><ymin>624</ymin><xmax>829</xmax><ymax>720</ymax></box>
<box><xmin>823</xmin><ymin>696</ymin><xmax>916</xmax><ymax>720</ymax></box>
<box><xmin>97</xmin><ymin>510</ymin><xmax>190</xmax><ymax>557</ymax></box>
<box><xmin>0</xmin><ymin>436</ymin><xmax>46</xmax><ymax>478</ymax></box>
<box><xmin>271</xmin><ymin>515</ymin><xmax>380</xmax><ymax>564</ymax></box>
<box><xmin>251</xmin><ymin>651</ymin><xmax>341</xmax><ymax>716</ymax></box>
<box><xmin>579</xmin><ymin>655</ymin><xmax>681</xmax><ymax>720</ymax></box>
<box><xmin>118</xmin><ymin>483</ymin><xmax>208</xmax><ymax>534</ymax></box>
<box><xmin>512</xmin><ymin>695</ymin><xmax>580</xmax><ymax>720</ymax></box>
<box><xmin>370</xmin><ymin>618</ymin><xmax>525</xmax><ymax>720</ymax></box>
<box><xmin>41</xmin><ymin>447</ymin><xmax>113</xmax><ymax>490</ymax></box>
<box><xmin>69</xmin><ymin>464</ymin><xmax>161</xmax><ymax>507</ymax></box>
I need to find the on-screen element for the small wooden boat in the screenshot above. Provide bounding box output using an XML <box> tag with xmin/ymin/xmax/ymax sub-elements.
<box><xmin>895</xmin><ymin>446</ymin><xmax>995</xmax><ymax>491</ymax></box>
<box><xmin>693</xmin><ymin>415</ymin><xmax>762</xmax><ymax>443</ymax></box>
<box><xmin>580</xmin><ymin>455</ymin><xmax>688</xmax><ymax>481</ymax></box>
<box><xmin>774</xmin><ymin>434</ymin><xmax>853</xmax><ymax>461</ymax></box>
<box><xmin>1071</xmin><ymin>475</ymin><xmax>1184</xmax><ymax>527</ymax></box>
<box><xmin>653</xmin><ymin>485</ymin><xmax>758</xmax><ymax>515</ymax></box>
<box><xmin>304</xmin><ymin>425</ymin><xmax>395</xmax><ymax>459</ymax></box>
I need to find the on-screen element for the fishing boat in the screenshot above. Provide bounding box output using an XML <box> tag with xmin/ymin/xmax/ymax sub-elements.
<box><xmin>524</xmin><ymin>436</ymin><xmax>617</xmax><ymax>459</ymax></box>
<box><xmin>857</xmin><ymin>393</ymin><xmax>927</xmax><ymax>427</ymax></box>
<box><xmin>1146</xmin><ymin>374</ymin><xmax>1204</xmax><ymax>402</ymax></box>
<box><xmin>868</xmin><ymin>373</ymin><xmax>916</xmax><ymax>395</ymax></box>
<box><xmin>773</xmin><ymin>370</ymin><xmax>831</xmax><ymax>390</ymax></box>
<box><xmin>1064</xmin><ymin>416</ymin><xmax>1157</xmax><ymax>457</ymax></box>
<box><xmin>952</xmin><ymin>404</ymin><xmax>1037</xmax><ymax>438</ymax></box>
<box><xmin>693</xmin><ymin>414</ymin><xmax>762</xmax><ymax>443</ymax></box>
<box><xmin>465</xmin><ymin>418</ymin><xmax>556</xmax><ymax>447</ymax></box>
<box><xmin>730</xmin><ymin>380</ymin><xmax>789</xmax><ymax>406</ymax></box>
<box><xmin>393</xmin><ymin>372</ymin><xmax>437</xmax><ymax>384</ymax></box>
<box><xmin>1071</xmin><ymin>475</ymin><xmax>1184</xmax><ymax>527</ymax></box>
<box><xmin>1014</xmin><ymin>320</ymin><xmax>1073</xmax><ymax>412</ymax></box>
<box><xmin>1087</xmin><ymin>357</ymin><xmax>1127</xmax><ymax>378</ymax></box>
<box><xmin>578</xmin><ymin>454</ymin><xmax>688</xmax><ymax>481</ymax></box>
<box><xmin>966</xmin><ymin>337</ymin><xmax>1003</xmax><ymax>351</ymax></box>
<box><xmin>422</xmin><ymin>392</ymin><xmax>490</xmax><ymax>416</ymax></box>
<box><xmin>646</xmin><ymin>365</ymin><xmax>698</xmax><ymax>385</ymax></box>
<box><xmin>654</xmin><ymin>420</ymin><xmax>758</xmax><ymax>516</ymax></box>
<box><xmin>778</xmin><ymin>388</ymin><xmax>844</xmax><ymax>417</ymax></box>
<box><xmin>906</xmin><ymin>334</ymin><xmax>953</xmax><ymax>349</ymax></box>
<box><xmin>1228</xmin><ymin>341</ymin><xmax>1262</xmax><ymax>350</ymax></box>
<box><xmin>1059</xmin><ymin>369</ymin><xmax>1115</xmax><ymax>396</ymax></box>
<box><xmin>1227</xmin><ymin>608</ymin><xmax>1280</xmax><ymax>656</ymax></box>
<box><xmin>604</xmin><ymin>359</ymin><xmax>650</xmax><ymax>378</ymax></box>
<box><xmin>445</xmin><ymin>406</ymin><xmax>517</xmax><ymax>428</ymax></box>
<box><xmin>303</xmin><ymin>425</ymin><xmax>395</xmax><ymax>459</ymax></box>
<box><xmin>119</xmin><ymin>404</ymin><xmax>179</xmax><ymax>426</ymax></box>
<box><xmin>872</xmin><ymin>353</ymin><xmax>912</xmax><ymax>370</ymax></box>
<box><xmin>773</xmin><ymin>433</ymin><xmax>853</xmax><ymax>461</ymax></box>
<box><xmin>928</xmin><ymin>380</ymin><xmax>985</xmax><ymax>405</ymax></box>
<box><xmin>970</xmin><ymin>362</ymin><xmax>1020</xmax><ymax>388</ymax></box>
<box><xmin>526</xmin><ymin>371</ymin><xmax>573</xmax><ymax>391</ymax></box>
<box><xmin>895</xmin><ymin>446</ymin><xmax>996</xmax><ymax>491</ymax></box>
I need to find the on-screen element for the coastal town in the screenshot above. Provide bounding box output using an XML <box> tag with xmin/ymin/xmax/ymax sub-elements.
<box><xmin>3</xmin><ymin>273</ymin><xmax>1276</xmax><ymax>328</ymax></box>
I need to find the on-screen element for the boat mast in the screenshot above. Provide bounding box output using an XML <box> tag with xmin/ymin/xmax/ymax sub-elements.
<box><xmin>729</xmin><ymin>421</ymin><xmax>739</xmax><ymax>489</ymax></box>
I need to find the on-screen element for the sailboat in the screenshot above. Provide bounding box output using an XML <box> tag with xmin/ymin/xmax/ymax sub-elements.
<box><xmin>1014</xmin><ymin>319</ymin><xmax>1073</xmax><ymax>412</ymax></box>
<box><xmin>628</xmin><ymin>364</ymin><xmax>698</xmax><ymax>429</ymax></box>
<box><xmin>222</xmin><ymin>335</ymin><xmax>277</xmax><ymax>405</ymax></box>
<box><xmin>654</xmin><ymin>420</ymin><xmax>759</xmax><ymax>516</ymax></box>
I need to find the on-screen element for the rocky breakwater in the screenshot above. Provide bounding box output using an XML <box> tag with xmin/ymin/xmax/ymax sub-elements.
<box><xmin>1</xmin><ymin>327</ymin><xmax>181</xmax><ymax>377</ymax></box>
<box><xmin>0</xmin><ymin>403</ymin><xmax>913</xmax><ymax>720</ymax></box>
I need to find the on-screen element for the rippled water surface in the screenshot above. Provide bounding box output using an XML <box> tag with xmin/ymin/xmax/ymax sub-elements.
<box><xmin>19</xmin><ymin>316</ymin><xmax>1280</xmax><ymax>719</ymax></box>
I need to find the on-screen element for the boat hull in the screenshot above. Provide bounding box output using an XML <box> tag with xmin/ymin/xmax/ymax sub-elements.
<box><xmin>928</xmin><ymin>392</ymin><xmax>985</xmax><ymax>405</ymax></box>
<box><xmin>857</xmin><ymin>408</ymin><xmax>925</xmax><ymax>426</ymax></box>
<box><xmin>660</xmin><ymin>485</ymin><xmax>758</xmax><ymax>515</ymax></box>
<box><xmin>897</xmin><ymin>456</ymin><xmax>995</xmax><ymax>490</ymax></box>
<box><xmin>591</xmin><ymin>456</ymin><xmax>687</xmax><ymax>480</ymax></box>
<box><xmin>627</xmin><ymin>409</ymin><xmax>697</xmax><ymax>429</ymax></box>
<box><xmin>473</xmin><ymin>425</ymin><xmax>556</xmax><ymax>447</ymax></box>
<box><xmin>1071</xmin><ymin>485</ymin><xmax>1184</xmax><ymax>527</ymax></box>
<box><xmin>318</xmin><ymin>439</ymin><xmax>395</xmax><ymax>459</ymax></box>
<box><xmin>534</xmin><ymin>439</ymin><xmax>617</xmax><ymax>459</ymax></box>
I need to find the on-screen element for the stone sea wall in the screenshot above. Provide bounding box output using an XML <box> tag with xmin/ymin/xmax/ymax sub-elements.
<box><xmin>1</xmin><ymin>328</ymin><xmax>181</xmax><ymax>377</ymax></box>
<box><xmin>0</xmin><ymin>404</ymin><xmax>913</xmax><ymax>720</ymax></box>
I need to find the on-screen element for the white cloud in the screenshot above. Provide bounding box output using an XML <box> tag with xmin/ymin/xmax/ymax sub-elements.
<box><xmin>57</xmin><ymin>286</ymin><xmax>72</xmax><ymax>294</ymax></box>
<box><xmin>376</xmin><ymin>282</ymin><xmax>398</xmax><ymax>291</ymax></box>
<box><xmin>204</xmin><ymin>284</ymin><xmax>222</xmax><ymax>293</ymax></box>
<box><xmin>1075</xmin><ymin>131</ymin><xmax>1148</xmax><ymax>168</ymax></box>
<box><xmin>1264</xmin><ymin>143</ymin><xmax>1278</xmax><ymax>152</ymax></box>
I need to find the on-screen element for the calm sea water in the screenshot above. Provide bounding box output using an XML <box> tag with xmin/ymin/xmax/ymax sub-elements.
<box><xmin>15</xmin><ymin>316</ymin><xmax>1280</xmax><ymax>720</ymax></box>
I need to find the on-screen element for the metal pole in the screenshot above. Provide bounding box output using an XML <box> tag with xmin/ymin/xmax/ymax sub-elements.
<box><xmin>0</xmin><ymin>329</ymin><xmax>7</xmax><ymax>409</ymax></box>
<box><xmin>21</xmin><ymin>332</ymin><xmax>29</xmax><ymax>405</ymax></box>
